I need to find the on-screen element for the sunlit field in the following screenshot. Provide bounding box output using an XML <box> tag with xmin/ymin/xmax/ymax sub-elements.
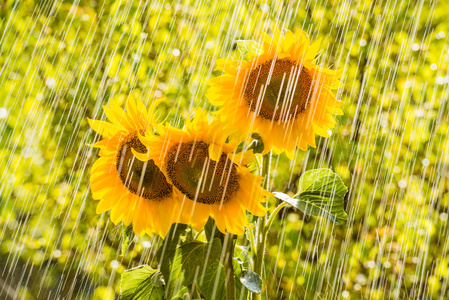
<box><xmin>1</xmin><ymin>1</ymin><xmax>448</xmax><ymax>299</ymax></box>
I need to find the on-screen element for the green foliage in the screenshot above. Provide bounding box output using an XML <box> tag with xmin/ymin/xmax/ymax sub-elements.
<box><xmin>121</xmin><ymin>265</ymin><xmax>164</xmax><ymax>300</ymax></box>
<box><xmin>159</xmin><ymin>239</ymin><xmax>222</xmax><ymax>291</ymax></box>
<box><xmin>239</xmin><ymin>270</ymin><xmax>262</xmax><ymax>294</ymax></box>
<box><xmin>234</xmin><ymin>245</ymin><xmax>253</xmax><ymax>272</ymax></box>
<box><xmin>248</xmin><ymin>133</ymin><xmax>265</xmax><ymax>154</ymax></box>
<box><xmin>154</xmin><ymin>223</ymin><xmax>224</xmax><ymax>298</ymax></box>
<box><xmin>236</xmin><ymin>40</ymin><xmax>263</xmax><ymax>60</ymax></box>
<box><xmin>157</xmin><ymin>224</ymin><xmax>191</xmax><ymax>263</ymax></box>
<box><xmin>275</xmin><ymin>168</ymin><xmax>348</xmax><ymax>224</ymax></box>
<box><xmin>121</xmin><ymin>224</ymin><xmax>135</xmax><ymax>256</ymax></box>
<box><xmin>204</xmin><ymin>217</ymin><xmax>225</xmax><ymax>243</ymax></box>
<box><xmin>198</xmin><ymin>261</ymin><xmax>248</xmax><ymax>300</ymax></box>
<box><xmin>198</xmin><ymin>261</ymin><xmax>227</xmax><ymax>300</ymax></box>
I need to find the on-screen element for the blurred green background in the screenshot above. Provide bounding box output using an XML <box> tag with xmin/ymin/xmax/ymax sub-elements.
<box><xmin>1</xmin><ymin>0</ymin><xmax>448</xmax><ymax>299</ymax></box>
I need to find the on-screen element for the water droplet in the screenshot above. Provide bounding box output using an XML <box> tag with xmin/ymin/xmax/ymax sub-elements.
<box><xmin>436</xmin><ymin>31</ymin><xmax>445</xmax><ymax>39</ymax></box>
<box><xmin>436</xmin><ymin>76</ymin><xmax>447</xmax><ymax>85</ymax></box>
<box><xmin>21</xmin><ymin>147</ymin><xmax>33</xmax><ymax>158</ymax></box>
<box><xmin>154</xmin><ymin>90</ymin><xmax>163</xmax><ymax>98</ymax></box>
<box><xmin>415</xmin><ymin>109</ymin><xmax>425</xmax><ymax>117</ymax></box>
<box><xmin>46</xmin><ymin>77</ymin><xmax>56</xmax><ymax>89</ymax></box>
<box><xmin>260</xmin><ymin>3</ymin><xmax>269</xmax><ymax>13</ymax></box>
<box><xmin>110</xmin><ymin>260</ymin><xmax>120</xmax><ymax>269</ymax></box>
<box><xmin>52</xmin><ymin>250</ymin><xmax>62</xmax><ymax>258</ymax></box>
<box><xmin>132</xmin><ymin>54</ymin><xmax>141</xmax><ymax>61</ymax></box>
<box><xmin>205</xmin><ymin>41</ymin><xmax>214</xmax><ymax>49</ymax></box>
<box><xmin>398</xmin><ymin>179</ymin><xmax>407</xmax><ymax>189</ymax></box>
<box><xmin>0</xmin><ymin>107</ymin><xmax>8</xmax><ymax>119</ymax></box>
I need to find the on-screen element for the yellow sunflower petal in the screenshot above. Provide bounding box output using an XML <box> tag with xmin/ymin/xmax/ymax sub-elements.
<box><xmin>306</xmin><ymin>37</ymin><xmax>322</xmax><ymax>61</ymax></box>
<box><xmin>179</xmin><ymin>198</ymin><xmax>209</xmax><ymax>232</ymax></box>
<box><xmin>211</xmin><ymin>206</ymin><xmax>227</xmax><ymax>234</ymax></box>
<box><xmin>140</xmin><ymin>108</ymin><xmax>269</xmax><ymax>235</ymax></box>
<box><xmin>223</xmin><ymin>201</ymin><xmax>246</xmax><ymax>235</ymax></box>
<box><xmin>230</xmin><ymin>150</ymin><xmax>255</xmax><ymax>165</ymax></box>
<box><xmin>205</xmin><ymin>28</ymin><xmax>344</xmax><ymax>156</ymax></box>
<box><xmin>214</xmin><ymin>59</ymin><xmax>240</xmax><ymax>75</ymax></box>
<box><xmin>109</xmin><ymin>98</ymin><xmax>135</xmax><ymax>130</ymax></box>
<box><xmin>88</xmin><ymin>93</ymin><xmax>181</xmax><ymax>238</ymax></box>
<box><xmin>96</xmin><ymin>195</ymin><xmax>119</xmax><ymax>214</ymax></box>
<box><xmin>155</xmin><ymin>200</ymin><xmax>175</xmax><ymax>238</ymax></box>
<box><xmin>208</xmin><ymin>143</ymin><xmax>223</xmax><ymax>162</ymax></box>
<box><xmin>88</xmin><ymin>118</ymin><xmax>120</xmax><ymax>137</ymax></box>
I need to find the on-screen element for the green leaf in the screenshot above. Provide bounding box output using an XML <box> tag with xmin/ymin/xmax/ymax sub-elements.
<box><xmin>274</xmin><ymin>168</ymin><xmax>348</xmax><ymax>224</ymax></box>
<box><xmin>159</xmin><ymin>238</ymin><xmax>222</xmax><ymax>297</ymax></box>
<box><xmin>236</xmin><ymin>40</ymin><xmax>263</xmax><ymax>60</ymax></box>
<box><xmin>248</xmin><ymin>133</ymin><xmax>265</xmax><ymax>154</ymax></box>
<box><xmin>198</xmin><ymin>261</ymin><xmax>248</xmax><ymax>300</ymax></box>
<box><xmin>156</xmin><ymin>223</ymin><xmax>189</xmax><ymax>263</ymax></box>
<box><xmin>235</xmin><ymin>278</ymin><xmax>249</xmax><ymax>300</ymax></box>
<box><xmin>170</xmin><ymin>286</ymin><xmax>190</xmax><ymax>300</ymax></box>
<box><xmin>204</xmin><ymin>217</ymin><xmax>225</xmax><ymax>243</ymax></box>
<box><xmin>234</xmin><ymin>245</ymin><xmax>252</xmax><ymax>274</ymax></box>
<box><xmin>240</xmin><ymin>270</ymin><xmax>262</xmax><ymax>294</ymax></box>
<box><xmin>120</xmin><ymin>265</ymin><xmax>165</xmax><ymax>300</ymax></box>
<box><xmin>121</xmin><ymin>223</ymin><xmax>134</xmax><ymax>256</ymax></box>
<box><xmin>198</xmin><ymin>261</ymin><xmax>227</xmax><ymax>300</ymax></box>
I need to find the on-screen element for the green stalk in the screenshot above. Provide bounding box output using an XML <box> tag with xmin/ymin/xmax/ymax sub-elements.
<box><xmin>253</xmin><ymin>153</ymin><xmax>271</xmax><ymax>300</ymax></box>
<box><xmin>264</xmin><ymin>202</ymin><xmax>288</xmax><ymax>232</ymax></box>
<box><xmin>248</xmin><ymin>226</ymin><xmax>256</xmax><ymax>255</ymax></box>
<box><xmin>224</xmin><ymin>234</ymin><xmax>236</xmax><ymax>300</ymax></box>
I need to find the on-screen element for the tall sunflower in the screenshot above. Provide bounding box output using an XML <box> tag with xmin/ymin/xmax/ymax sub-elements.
<box><xmin>135</xmin><ymin>109</ymin><xmax>270</xmax><ymax>235</ymax></box>
<box><xmin>88</xmin><ymin>94</ymin><xmax>182</xmax><ymax>237</ymax></box>
<box><xmin>207</xmin><ymin>28</ymin><xmax>344</xmax><ymax>158</ymax></box>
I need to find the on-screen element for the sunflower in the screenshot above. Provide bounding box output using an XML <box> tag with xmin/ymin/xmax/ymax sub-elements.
<box><xmin>207</xmin><ymin>28</ymin><xmax>344</xmax><ymax>158</ymax></box>
<box><xmin>88</xmin><ymin>94</ymin><xmax>182</xmax><ymax>237</ymax></box>
<box><xmin>135</xmin><ymin>109</ymin><xmax>270</xmax><ymax>235</ymax></box>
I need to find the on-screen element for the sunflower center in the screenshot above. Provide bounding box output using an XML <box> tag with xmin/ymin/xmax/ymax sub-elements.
<box><xmin>165</xmin><ymin>141</ymin><xmax>239</xmax><ymax>205</ymax></box>
<box><xmin>243</xmin><ymin>58</ymin><xmax>313</xmax><ymax>121</ymax></box>
<box><xmin>116</xmin><ymin>131</ymin><xmax>172</xmax><ymax>200</ymax></box>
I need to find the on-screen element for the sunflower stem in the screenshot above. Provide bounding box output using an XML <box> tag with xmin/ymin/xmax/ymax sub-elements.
<box><xmin>248</xmin><ymin>226</ymin><xmax>256</xmax><ymax>255</ymax></box>
<box><xmin>253</xmin><ymin>152</ymin><xmax>271</xmax><ymax>300</ymax></box>
<box><xmin>224</xmin><ymin>234</ymin><xmax>236</xmax><ymax>300</ymax></box>
<box><xmin>264</xmin><ymin>202</ymin><xmax>288</xmax><ymax>232</ymax></box>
